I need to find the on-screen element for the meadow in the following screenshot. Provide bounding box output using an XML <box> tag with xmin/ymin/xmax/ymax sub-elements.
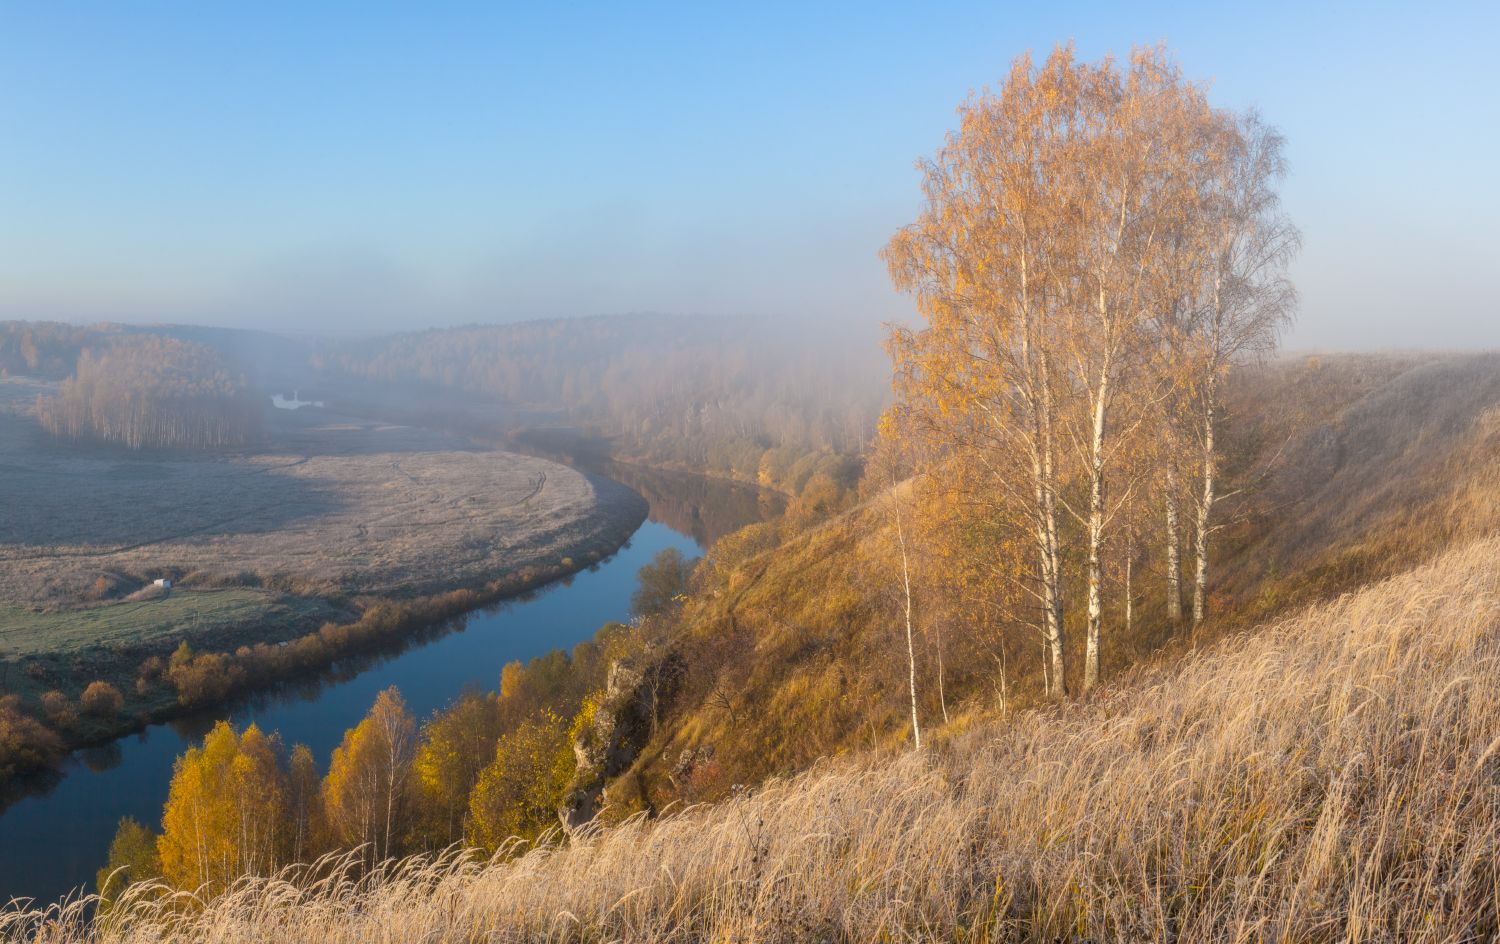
<box><xmin>0</xmin><ymin>382</ymin><xmax>637</xmax><ymax>610</ymax></box>
<box><xmin>0</xmin><ymin>591</ymin><xmax>336</xmax><ymax>663</ymax></box>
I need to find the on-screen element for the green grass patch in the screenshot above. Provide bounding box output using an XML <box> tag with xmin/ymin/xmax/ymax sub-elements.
<box><xmin>0</xmin><ymin>589</ymin><xmax>340</xmax><ymax>661</ymax></box>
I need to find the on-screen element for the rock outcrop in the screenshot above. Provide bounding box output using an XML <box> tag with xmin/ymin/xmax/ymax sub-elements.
<box><xmin>560</xmin><ymin>649</ymin><xmax>685</xmax><ymax>832</ymax></box>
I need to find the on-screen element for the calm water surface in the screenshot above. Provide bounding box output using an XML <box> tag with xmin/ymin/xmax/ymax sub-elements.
<box><xmin>0</xmin><ymin>468</ymin><xmax>775</xmax><ymax>905</ymax></box>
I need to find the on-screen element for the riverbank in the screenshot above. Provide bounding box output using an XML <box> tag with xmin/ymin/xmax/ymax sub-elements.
<box><xmin>0</xmin><ymin>511</ymin><xmax>705</xmax><ymax>906</ymax></box>
<box><xmin>0</xmin><ymin>383</ymin><xmax>652</xmax><ymax>786</ymax></box>
<box><xmin>0</xmin><ymin>480</ymin><xmax>646</xmax><ymax>788</ymax></box>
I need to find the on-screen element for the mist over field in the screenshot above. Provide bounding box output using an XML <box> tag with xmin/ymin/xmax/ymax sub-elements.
<box><xmin>2</xmin><ymin>3</ymin><xmax>1499</xmax><ymax>940</ymax></box>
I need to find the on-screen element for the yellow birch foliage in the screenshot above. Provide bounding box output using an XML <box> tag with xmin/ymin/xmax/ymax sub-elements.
<box><xmin>321</xmin><ymin>687</ymin><xmax>416</xmax><ymax>863</ymax></box>
<box><xmin>157</xmin><ymin>721</ymin><xmax>287</xmax><ymax>894</ymax></box>
<box><xmin>881</xmin><ymin>44</ymin><xmax>1242</xmax><ymax>692</ymax></box>
<box><xmin>409</xmin><ymin>692</ymin><xmax>503</xmax><ymax>849</ymax></box>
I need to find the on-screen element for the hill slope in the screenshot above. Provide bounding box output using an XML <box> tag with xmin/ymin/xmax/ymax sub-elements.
<box><xmin>18</xmin><ymin>529</ymin><xmax>1500</xmax><ymax>942</ymax></box>
<box><xmin>597</xmin><ymin>352</ymin><xmax>1500</xmax><ymax>806</ymax></box>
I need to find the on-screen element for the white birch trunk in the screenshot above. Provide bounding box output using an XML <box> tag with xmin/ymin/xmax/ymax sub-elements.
<box><xmin>934</xmin><ymin>621</ymin><xmax>949</xmax><ymax>724</ymax></box>
<box><xmin>1084</xmin><ymin>371</ymin><xmax>1108</xmax><ymax>691</ymax></box>
<box><xmin>1193</xmin><ymin>389</ymin><xmax>1216</xmax><ymax>625</ymax></box>
<box><xmin>1031</xmin><ymin>370</ymin><xmax>1067</xmax><ymax>696</ymax></box>
<box><xmin>1165</xmin><ymin>468</ymin><xmax>1182</xmax><ymax>623</ymax></box>
<box><xmin>892</xmin><ymin>490</ymin><xmax>921</xmax><ymax>750</ymax></box>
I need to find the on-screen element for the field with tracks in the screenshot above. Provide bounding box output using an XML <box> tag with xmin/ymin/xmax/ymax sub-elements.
<box><xmin>0</xmin><ymin>377</ymin><xmax>644</xmax><ymax>711</ymax></box>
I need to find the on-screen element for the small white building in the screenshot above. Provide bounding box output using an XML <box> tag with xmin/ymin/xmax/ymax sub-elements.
<box><xmin>153</xmin><ymin>578</ymin><xmax>173</xmax><ymax>589</ymax></box>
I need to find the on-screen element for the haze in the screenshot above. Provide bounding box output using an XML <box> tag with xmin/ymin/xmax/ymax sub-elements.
<box><xmin>1</xmin><ymin>1</ymin><xmax>1495</xmax><ymax>348</ymax></box>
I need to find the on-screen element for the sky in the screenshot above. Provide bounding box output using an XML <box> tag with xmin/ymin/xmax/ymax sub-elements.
<box><xmin>1</xmin><ymin>1</ymin><xmax>1496</xmax><ymax>349</ymax></box>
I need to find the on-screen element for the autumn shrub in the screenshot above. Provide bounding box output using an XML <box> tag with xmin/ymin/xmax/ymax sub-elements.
<box><xmin>166</xmin><ymin>643</ymin><xmax>242</xmax><ymax>707</ymax></box>
<box><xmin>408</xmin><ymin>693</ymin><xmax>504</xmax><ymax>849</ymax></box>
<box><xmin>630</xmin><ymin>547</ymin><xmax>696</xmax><ymax>618</ymax></box>
<box><xmin>466</xmin><ymin>708</ymin><xmax>575</xmax><ymax>853</ymax></box>
<box><xmin>95</xmin><ymin>817</ymin><xmax>161</xmax><ymax>906</ymax></box>
<box><xmin>0</xmin><ymin>695</ymin><xmax>65</xmax><ymax>779</ymax></box>
<box><xmin>80</xmin><ymin>681</ymin><xmax>124</xmax><ymax>718</ymax></box>
<box><xmin>39</xmin><ymin>690</ymin><xmax>77</xmax><ymax>728</ymax></box>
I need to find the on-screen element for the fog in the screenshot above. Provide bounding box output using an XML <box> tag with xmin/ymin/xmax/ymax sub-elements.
<box><xmin>0</xmin><ymin>3</ymin><xmax>1495</xmax><ymax>348</ymax></box>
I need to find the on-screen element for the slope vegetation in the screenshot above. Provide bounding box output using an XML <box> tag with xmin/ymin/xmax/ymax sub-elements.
<box><xmin>13</xmin><ymin>529</ymin><xmax>1500</xmax><ymax>942</ymax></box>
<box><xmin>1215</xmin><ymin>352</ymin><xmax>1500</xmax><ymax>622</ymax></box>
<box><xmin>608</xmin><ymin>352</ymin><xmax>1500</xmax><ymax>803</ymax></box>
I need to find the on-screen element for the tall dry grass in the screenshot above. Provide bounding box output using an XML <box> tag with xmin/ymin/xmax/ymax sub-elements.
<box><xmin>8</xmin><ymin>535</ymin><xmax>1500</xmax><ymax>942</ymax></box>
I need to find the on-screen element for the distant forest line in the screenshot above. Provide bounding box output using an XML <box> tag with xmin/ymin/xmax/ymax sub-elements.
<box><xmin>1</xmin><ymin>315</ymin><xmax>887</xmax><ymax>500</ymax></box>
<box><xmin>33</xmin><ymin>336</ymin><xmax>261</xmax><ymax>450</ymax></box>
<box><xmin>308</xmin><ymin>315</ymin><xmax>887</xmax><ymax>494</ymax></box>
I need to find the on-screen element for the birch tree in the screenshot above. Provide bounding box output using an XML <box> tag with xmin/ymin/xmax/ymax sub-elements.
<box><xmin>1184</xmin><ymin>112</ymin><xmax>1299</xmax><ymax>624</ymax></box>
<box><xmin>869</xmin><ymin>433</ymin><xmax>924</xmax><ymax>749</ymax></box>
<box><xmin>322</xmin><ymin>687</ymin><xmax>416</xmax><ymax>864</ymax></box>
<box><xmin>885</xmin><ymin>44</ymin><xmax>1295</xmax><ymax>695</ymax></box>
<box><xmin>158</xmin><ymin>722</ymin><xmax>288</xmax><ymax>893</ymax></box>
<box><xmin>1058</xmin><ymin>49</ymin><xmax>1225</xmax><ymax>690</ymax></box>
<box><xmin>884</xmin><ymin>49</ymin><xmax>1088</xmax><ymax>695</ymax></box>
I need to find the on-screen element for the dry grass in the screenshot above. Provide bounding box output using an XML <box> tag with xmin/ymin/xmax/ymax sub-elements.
<box><xmin>9</xmin><ymin>530</ymin><xmax>1500</xmax><ymax>942</ymax></box>
<box><xmin>1214</xmin><ymin>352</ymin><xmax>1500</xmax><ymax>620</ymax></box>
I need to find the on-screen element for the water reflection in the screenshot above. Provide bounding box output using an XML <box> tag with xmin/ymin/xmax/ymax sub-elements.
<box><xmin>600</xmin><ymin>462</ymin><xmax>784</xmax><ymax>547</ymax></box>
<box><xmin>76</xmin><ymin>743</ymin><xmax>122</xmax><ymax>775</ymax></box>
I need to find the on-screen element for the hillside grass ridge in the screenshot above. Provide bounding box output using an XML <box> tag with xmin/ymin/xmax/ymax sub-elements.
<box><xmin>9</xmin><ymin>532</ymin><xmax>1500</xmax><ymax>942</ymax></box>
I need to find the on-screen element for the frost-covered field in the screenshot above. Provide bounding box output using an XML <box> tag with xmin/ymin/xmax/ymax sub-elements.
<box><xmin>0</xmin><ymin>379</ymin><xmax>643</xmax><ymax>647</ymax></box>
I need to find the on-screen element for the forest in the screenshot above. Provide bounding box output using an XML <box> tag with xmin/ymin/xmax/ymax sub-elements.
<box><xmin>0</xmin><ymin>321</ymin><xmax>101</xmax><ymax>379</ymax></box>
<box><xmin>34</xmin><ymin>336</ymin><xmax>262</xmax><ymax>450</ymax></box>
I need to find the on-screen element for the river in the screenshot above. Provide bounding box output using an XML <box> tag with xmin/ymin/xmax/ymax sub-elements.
<box><xmin>0</xmin><ymin>465</ymin><xmax>778</xmax><ymax>906</ymax></box>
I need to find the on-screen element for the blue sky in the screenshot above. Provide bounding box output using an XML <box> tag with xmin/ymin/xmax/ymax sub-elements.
<box><xmin>1</xmin><ymin>1</ymin><xmax>1496</xmax><ymax>348</ymax></box>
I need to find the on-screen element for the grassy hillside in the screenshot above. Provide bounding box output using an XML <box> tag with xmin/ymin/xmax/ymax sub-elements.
<box><xmin>15</xmin><ymin>527</ymin><xmax>1499</xmax><ymax>941</ymax></box>
<box><xmin>1214</xmin><ymin>352</ymin><xmax>1500</xmax><ymax>623</ymax></box>
<box><xmin>589</xmin><ymin>352</ymin><xmax>1500</xmax><ymax>807</ymax></box>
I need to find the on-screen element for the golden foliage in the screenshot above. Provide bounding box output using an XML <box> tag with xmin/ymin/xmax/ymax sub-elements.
<box><xmin>79</xmin><ymin>681</ymin><xmax>124</xmax><ymax>718</ymax></box>
<box><xmin>409</xmin><ymin>692</ymin><xmax>503</xmax><ymax>849</ymax></box>
<box><xmin>882</xmin><ymin>44</ymin><xmax>1295</xmax><ymax>693</ymax></box>
<box><xmin>321</xmin><ymin>687</ymin><xmax>416</xmax><ymax>863</ymax></box>
<box><xmin>466</xmin><ymin>709</ymin><xmax>575</xmax><ymax>853</ymax></box>
<box><xmin>157</xmin><ymin>722</ymin><xmax>287</xmax><ymax>894</ymax></box>
<box><xmin>94</xmin><ymin>817</ymin><xmax>161</xmax><ymax>907</ymax></box>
